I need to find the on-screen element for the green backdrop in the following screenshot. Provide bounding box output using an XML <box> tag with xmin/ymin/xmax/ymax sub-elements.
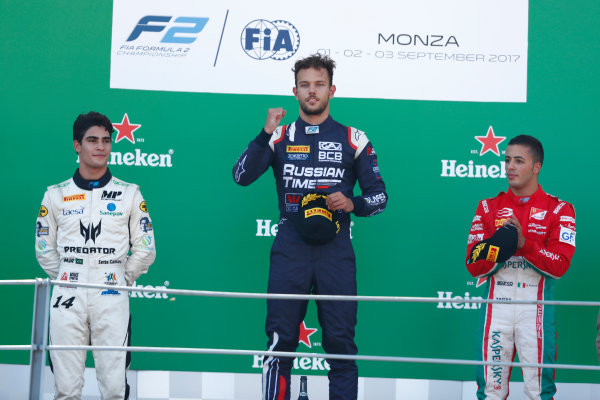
<box><xmin>1</xmin><ymin>0</ymin><xmax>598</xmax><ymax>384</ymax></box>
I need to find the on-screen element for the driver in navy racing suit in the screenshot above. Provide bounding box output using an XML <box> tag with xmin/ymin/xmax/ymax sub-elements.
<box><xmin>233</xmin><ymin>54</ymin><xmax>387</xmax><ymax>400</ymax></box>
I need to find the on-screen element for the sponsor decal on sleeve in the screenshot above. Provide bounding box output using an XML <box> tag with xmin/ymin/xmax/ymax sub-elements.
<box><xmin>559</xmin><ymin>226</ymin><xmax>576</xmax><ymax>246</ymax></box>
<box><xmin>471</xmin><ymin>223</ymin><xmax>484</xmax><ymax>232</ymax></box>
<box><xmin>140</xmin><ymin>201</ymin><xmax>148</xmax><ymax>212</ymax></box>
<box><xmin>39</xmin><ymin>206</ymin><xmax>48</xmax><ymax>217</ymax></box>
<box><xmin>553</xmin><ymin>202</ymin><xmax>566</xmax><ymax>214</ymax></box>
<box><xmin>140</xmin><ymin>217</ymin><xmax>153</xmax><ymax>232</ymax></box>
<box><xmin>467</xmin><ymin>233</ymin><xmax>484</xmax><ymax>244</ymax></box>
<box><xmin>365</xmin><ymin>193</ymin><xmax>386</xmax><ymax>205</ymax></box>
<box><xmin>36</xmin><ymin>222</ymin><xmax>49</xmax><ymax>237</ymax></box>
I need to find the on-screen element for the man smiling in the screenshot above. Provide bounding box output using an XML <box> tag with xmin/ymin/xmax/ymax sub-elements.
<box><xmin>465</xmin><ymin>135</ymin><xmax>576</xmax><ymax>399</ymax></box>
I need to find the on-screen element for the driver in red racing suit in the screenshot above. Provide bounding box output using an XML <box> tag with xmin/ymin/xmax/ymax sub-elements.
<box><xmin>466</xmin><ymin>135</ymin><xmax>575</xmax><ymax>400</ymax></box>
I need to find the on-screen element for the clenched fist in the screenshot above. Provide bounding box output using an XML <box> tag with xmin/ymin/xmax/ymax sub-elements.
<box><xmin>264</xmin><ymin>108</ymin><xmax>286</xmax><ymax>134</ymax></box>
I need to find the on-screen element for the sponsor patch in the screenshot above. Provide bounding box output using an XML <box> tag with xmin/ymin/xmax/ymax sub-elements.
<box><xmin>39</xmin><ymin>205</ymin><xmax>48</xmax><ymax>217</ymax></box>
<box><xmin>62</xmin><ymin>258</ymin><xmax>83</xmax><ymax>264</ymax></box>
<box><xmin>36</xmin><ymin>222</ymin><xmax>49</xmax><ymax>237</ymax></box>
<box><xmin>140</xmin><ymin>217</ymin><xmax>153</xmax><ymax>232</ymax></box>
<box><xmin>287</xmin><ymin>153</ymin><xmax>310</xmax><ymax>161</ymax></box>
<box><xmin>63</xmin><ymin>207</ymin><xmax>84</xmax><ymax>216</ymax></box>
<box><xmin>472</xmin><ymin>215</ymin><xmax>482</xmax><ymax>223</ymax></box>
<box><xmin>467</xmin><ymin>233</ymin><xmax>484</xmax><ymax>244</ymax></box>
<box><xmin>142</xmin><ymin>235</ymin><xmax>153</xmax><ymax>246</ymax></box>
<box><xmin>471</xmin><ymin>223</ymin><xmax>484</xmax><ymax>232</ymax></box>
<box><xmin>365</xmin><ymin>193</ymin><xmax>386</xmax><ymax>205</ymax></box>
<box><xmin>559</xmin><ymin>226</ymin><xmax>576</xmax><ymax>246</ymax></box>
<box><xmin>286</xmin><ymin>145</ymin><xmax>310</xmax><ymax>153</ymax></box>
<box><xmin>63</xmin><ymin>194</ymin><xmax>86</xmax><ymax>202</ymax></box>
<box><xmin>553</xmin><ymin>202</ymin><xmax>566</xmax><ymax>214</ymax></box>
<box><xmin>482</xmin><ymin>200</ymin><xmax>489</xmax><ymax>213</ymax></box>
<box><xmin>140</xmin><ymin>201</ymin><xmax>148</xmax><ymax>213</ymax></box>
<box><xmin>305</xmin><ymin>126</ymin><xmax>319</xmax><ymax>134</ymax></box>
<box><xmin>495</xmin><ymin>219</ymin><xmax>507</xmax><ymax>227</ymax></box>
<box><xmin>101</xmin><ymin>289</ymin><xmax>121</xmax><ymax>296</ymax></box>
<box><xmin>305</xmin><ymin>207</ymin><xmax>332</xmax><ymax>221</ymax></box>
<box><xmin>101</xmin><ymin>191</ymin><xmax>123</xmax><ymax>201</ymax></box>
<box><xmin>560</xmin><ymin>216</ymin><xmax>575</xmax><ymax>223</ymax></box>
<box><xmin>319</xmin><ymin>142</ymin><xmax>342</xmax><ymax>151</ymax></box>
<box><xmin>496</xmin><ymin>208</ymin><xmax>513</xmax><ymax>218</ymax></box>
<box><xmin>285</xmin><ymin>193</ymin><xmax>302</xmax><ymax>212</ymax></box>
<box><xmin>105</xmin><ymin>272</ymin><xmax>118</xmax><ymax>285</ymax></box>
<box><xmin>529</xmin><ymin>208</ymin><xmax>547</xmax><ymax>220</ymax></box>
<box><xmin>69</xmin><ymin>272</ymin><xmax>79</xmax><ymax>281</ymax></box>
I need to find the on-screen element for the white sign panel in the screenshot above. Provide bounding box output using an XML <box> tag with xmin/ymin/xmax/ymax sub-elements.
<box><xmin>110</xmin><ymin>0</ymin><xmax>528</xmax><ymax>102</ymax></box>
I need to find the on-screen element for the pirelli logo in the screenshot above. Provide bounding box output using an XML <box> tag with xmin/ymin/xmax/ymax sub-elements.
<box><xmin>486</xmin><ymin>245</ymin><xmax>500</xmax><ymax>262</ymax></box>
<box><xmin>286</xmin><ymin>145</ymin><xmax>310</xmax><ymax>153</ymax></box>
<box><xmin>305</xmin><ymin>207</ymin><xmax>332</xmax><ymax>221</ymax></box>
<box><xmin>63</xmin><ymin>194</ymin><xmax>86</xmax><ymax>202</ymax></box>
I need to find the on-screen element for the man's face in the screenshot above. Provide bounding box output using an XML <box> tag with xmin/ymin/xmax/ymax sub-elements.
<box><xmin>293</xmin><ymin>67</ymin><xmax>336</xmax><ymax>116</ymax></box>
<box><xmin>505</xmin><ymin>144</ymin><xmax>541</xmax><ymax>191</ymax></box>
<box><xmin>73</xmin><ymin>126</ymin><xmax>112</xmax><ymax>170</ymax></box>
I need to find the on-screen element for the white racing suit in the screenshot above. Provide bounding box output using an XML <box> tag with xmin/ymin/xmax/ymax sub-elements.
<box><xmin>35</xmin><ymin>169</ymin><xmax>156</xmax><ymax>399</ymax></box>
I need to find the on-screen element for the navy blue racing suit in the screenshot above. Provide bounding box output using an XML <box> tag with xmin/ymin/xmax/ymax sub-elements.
<box><xmin>233</xmin><ymin>116</ymin><xmax>387</xmax><ymax>400</ymax></box>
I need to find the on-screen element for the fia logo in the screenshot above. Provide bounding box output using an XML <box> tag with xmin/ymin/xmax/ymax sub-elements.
<box><xmin>127</xmin><ymin>16</ymin><xmax>209</xmax><ymax>44</ymax></box>
<box><xmin>240</xmin><ymin>19</ymin><xmax>300</xmax><ymax>60</ymax></box>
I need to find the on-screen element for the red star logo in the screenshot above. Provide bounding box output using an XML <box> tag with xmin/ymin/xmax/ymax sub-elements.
<box><xmin>113</xmin><ymin>113</ymin><xmax>141</xmax><ymax>144</ymax></box>
<box><xmin>298</xmin><ymin>321</ymin><xmax>317</xmax><ymax>348</ymax></box>
<box><xmin>475</xmin><ymin>126</ymin><xmax>506</xmax><ymax>156</ymax></box>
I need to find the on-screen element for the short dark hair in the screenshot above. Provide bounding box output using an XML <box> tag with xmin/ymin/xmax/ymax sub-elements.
<box><xmin>292</xmin><ymin>54</ymin><xmax>336</xmax><ymax>86</ymax></box>
<box><xmin>508</xmin><ymin>135</ymin><xmax>544</xmax><ymax>165</ymax></box>
<box><xmin>73</xmin><ymin>111</ymin><xmax>114</xmax><ymax>142</ymax></box>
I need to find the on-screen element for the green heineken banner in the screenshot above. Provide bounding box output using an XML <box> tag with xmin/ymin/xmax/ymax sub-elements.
<box><xmin>0</xmin><ymin>0</ymin><xmax>598</xmax><ymax>386</ymax></box>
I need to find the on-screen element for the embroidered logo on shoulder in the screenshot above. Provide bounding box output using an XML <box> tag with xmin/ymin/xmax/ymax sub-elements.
<box><xmin>553</xmin><ymin>202</ymin><xmax>566</xmax><ymax>214</ymax></box>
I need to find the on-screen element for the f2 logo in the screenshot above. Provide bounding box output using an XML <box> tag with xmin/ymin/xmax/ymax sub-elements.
<box><xmin>127</xmin><ymin>16</ymin><xmax>209</xmax><ymax>44</ymax></box>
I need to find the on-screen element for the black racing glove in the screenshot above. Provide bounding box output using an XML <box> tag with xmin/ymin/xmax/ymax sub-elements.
<box><xmin>468</xmin><ymin>224</ymin><xmax>518</xmax><ymax>264</ymax></box>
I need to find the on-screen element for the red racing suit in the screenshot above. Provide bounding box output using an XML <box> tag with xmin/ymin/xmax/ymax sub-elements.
<box><xmin>466</xmin><ymin>185</ymin><xmax>576</xmax><ymax>400</ymax></box>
